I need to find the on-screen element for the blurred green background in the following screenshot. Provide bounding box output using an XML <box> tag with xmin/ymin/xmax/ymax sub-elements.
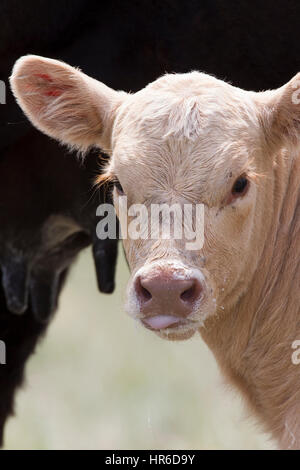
<box><xmin>4</xmin><ymin>249</ymin><xmax>274</xmax><ymax>449</ymax></box>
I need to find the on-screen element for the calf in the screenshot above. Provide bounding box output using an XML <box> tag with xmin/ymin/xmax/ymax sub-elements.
<box><xmin>11</xmin><ymin>56</ymin><xmax>300</xmax><ymax>449</ymax></box>
<box><xmin>3</xmin><ymin>0</ymin><xmax>300</xmax><ymax>448</ymax></box>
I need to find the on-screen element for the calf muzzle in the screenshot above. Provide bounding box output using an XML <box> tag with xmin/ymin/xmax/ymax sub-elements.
<box><xmin>133</xmin><ymin>262</ymin><xmax>204</xmax><ymax>330</ymax></box>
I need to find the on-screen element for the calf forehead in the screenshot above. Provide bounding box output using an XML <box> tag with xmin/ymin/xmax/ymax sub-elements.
<box><xmin>115</xmin><ymin>71</ymin><xmax>258</xmax><ymax>136</ymax></box>
<box><xmin>113</xmin><ymin>72</ymin><xmax>259</xmax><ymax>177</ymax></box>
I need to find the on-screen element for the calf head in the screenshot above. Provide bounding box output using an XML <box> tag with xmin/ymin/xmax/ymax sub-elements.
<box><xmin>10</xmin><ymin>55</ymin><xmax>300</xmax><ymax>339</ymax></box>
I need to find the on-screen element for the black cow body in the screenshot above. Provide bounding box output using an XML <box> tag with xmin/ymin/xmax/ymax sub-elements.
<box><xmin>1</xmin><ymin>0</ymin><xmax>300</xmax><ymax>447</ymax></box>
<box><xmin>0</xmin><ymin>129</ymin><xmax>118</xmax><ymax>445</ymax></box>
<box><xmin>0</xmin><ymin>1</ymin><xmax>119</xmax><ymax>445</ymax></box>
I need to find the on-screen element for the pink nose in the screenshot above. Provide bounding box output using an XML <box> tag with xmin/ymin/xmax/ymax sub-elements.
<box><xmin>134</xmin><ymin>269</ymin><xmax>203</xmax><ymax>330</ymax></box>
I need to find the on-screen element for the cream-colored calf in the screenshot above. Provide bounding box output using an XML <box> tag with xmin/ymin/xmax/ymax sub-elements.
<box><xmin>10</xmin><ymin>56</ymin><xmax>300</xmax><ymax>448</ymax></box>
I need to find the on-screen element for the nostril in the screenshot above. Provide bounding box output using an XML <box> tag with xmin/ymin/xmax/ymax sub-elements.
<box><xmin>180</xmin><ymin>285</ymin><xmax>196</xmax><ymax>302</ymax></box>
<box><xmin>140</xmin><ymin>285</ymin><xmax>152</xmax><ymax>301</ymax></box>
<box><xmin>180</xmin><ymin>280</ymin><xmax>202</xmax><ymax>303</ymax></box>
<box><xmin>135</xmin><ymin>277</ymin><xmax>152</xmax><ymax>303</ymax></box>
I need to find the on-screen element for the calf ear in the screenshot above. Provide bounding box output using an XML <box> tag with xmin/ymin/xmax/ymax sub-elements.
<box><xmin>10</xmin><ymin>55</ymin><xmax>126</xmax><ymax>153</ymax></box>
<box><xmin>258</xmin><ymin>73</ymin><xmax>300</xmax><ymax>150</ymax></box>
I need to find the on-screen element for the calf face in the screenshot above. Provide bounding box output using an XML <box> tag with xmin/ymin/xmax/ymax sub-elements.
<box><xmin>10</xmin><ymin>56</ymin><xmax>300</xmax><ymax>340</ymax></box>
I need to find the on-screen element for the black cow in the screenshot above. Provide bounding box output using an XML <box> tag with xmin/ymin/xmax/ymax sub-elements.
<box><xmin>1</xmin><ymin>0</ymin><xmax>300</xmax><ymax>447</ymax></box>
<box><xmin>0</xmin><ymin>0</ymin><xmax>119</xmax><ymax>445</ymax></box>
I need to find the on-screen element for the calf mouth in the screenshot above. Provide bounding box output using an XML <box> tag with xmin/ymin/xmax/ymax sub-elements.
<box><xmin>141</xmin><ymin>315</ymin><xmax>199</xmax><ymax>341</ymax></box>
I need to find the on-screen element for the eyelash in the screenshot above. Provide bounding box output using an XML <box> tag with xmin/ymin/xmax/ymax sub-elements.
<box><xmin>113</xmin><ymin>179</ymin><xmax>124</xmax><ymax>195</ymax></box>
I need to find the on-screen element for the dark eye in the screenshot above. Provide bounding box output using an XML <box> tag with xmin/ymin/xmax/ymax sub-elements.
<box><xmin>113</xmin><ymin>179</ymin><xmax>124</xmax><ymax>195</ymax></box>
<box><xmin>232</xmin><ymin>175</ymin><xmax>249</xmax><ymax>196</ymax></box>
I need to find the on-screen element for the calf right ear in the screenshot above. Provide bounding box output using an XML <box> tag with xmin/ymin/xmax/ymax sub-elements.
<box><xmin>10</xmin><ymin>55</ymin><xmax>126</xmax><ymax>153</ymax></box>
<box><xmin>258</xmin><ymin>73</ymin><xmax>300</xmax><ymax>151</ymax></box>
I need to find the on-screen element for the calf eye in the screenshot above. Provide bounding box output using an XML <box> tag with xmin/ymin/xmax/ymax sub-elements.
<box><xmin>113</xmin><ymin>179</ymin><xmax>124</xmax><ymax>195</ymax></box>
<box><xmin>232</xmin><ymin>175</ymin><xmax>249</xmax><ymax>197</ymax></box>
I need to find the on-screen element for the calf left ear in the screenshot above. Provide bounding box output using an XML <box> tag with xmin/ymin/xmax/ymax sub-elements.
<box><xmin>258</xmin><ymin>73</ymin><xmax>300</xmax><ymax>150</ymax></box>
<box><xmin>10</xmin><ymin>55</ymin><xmax>127</xmax><ymax>153</ymax></box>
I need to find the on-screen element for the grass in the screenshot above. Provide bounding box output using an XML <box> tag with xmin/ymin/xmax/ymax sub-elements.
<box><xmin>4</xmin><ymin>249</ymin><xmax>274</xmax><ymax>449</ymax></box>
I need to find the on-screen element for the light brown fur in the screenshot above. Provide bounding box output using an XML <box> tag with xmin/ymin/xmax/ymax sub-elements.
<box><xmin>10</xmin><ymin>56</ymin><xmax>300</xmax><ymax>448</ymax></box>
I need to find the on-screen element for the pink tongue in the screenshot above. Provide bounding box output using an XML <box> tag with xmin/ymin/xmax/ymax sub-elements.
<box><xmin>143</xmin><ymin>315</ymin><xmax>180</xmax><ymax>330</ymax></box>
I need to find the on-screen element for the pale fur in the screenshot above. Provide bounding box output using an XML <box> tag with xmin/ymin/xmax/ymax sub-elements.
<box><xmin>10</xmin><ymin>56</ymin><xmax>300</xmax><ymax>449</ymax></box>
